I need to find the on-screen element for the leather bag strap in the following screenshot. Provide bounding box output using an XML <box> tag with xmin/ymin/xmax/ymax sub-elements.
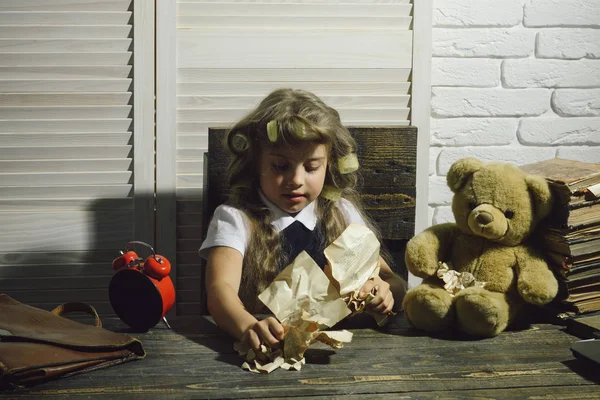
<box><xmin>50</xmin><ymin>302</ymin><xmax>102</xmax><ymax>328</ymax></box>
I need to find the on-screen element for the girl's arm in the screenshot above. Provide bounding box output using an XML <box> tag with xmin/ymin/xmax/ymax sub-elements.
<box><xmin>205</xmin><ymin>246</ymin><xmax>284</xmax><ymax>349</ymax></box>
<box><xmin>378</xmin><ymin>256</ymin><xmax>408</xmax><ymax>310</ymax></box>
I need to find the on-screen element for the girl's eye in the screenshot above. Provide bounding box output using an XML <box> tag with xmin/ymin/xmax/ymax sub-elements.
<box><xmin>305</xmin><ymin>165</ymin><xmax>319</xmax><ymax>173</ymax></box>
<box><xmin>272</xmin><ymin>163</ymin><xmax>288</xmax><ymax>172</ymax></box>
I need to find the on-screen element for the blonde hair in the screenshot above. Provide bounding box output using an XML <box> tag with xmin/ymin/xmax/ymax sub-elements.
<box><xmin>224</xmin><ymin>88</ymin><xmax>379</xmax><ymax>312</ymax></box>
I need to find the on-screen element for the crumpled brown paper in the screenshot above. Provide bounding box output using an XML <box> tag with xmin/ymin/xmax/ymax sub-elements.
<box><xmin>235</xmin><ymin>224</ymin><xmax>392</xmax><ymax>373</ymax></box>
<box><xmin>436</xmin><ymin>261</ymin><xmax>486</xmax><ymax>296</ymax></box>
<box><xmin>324</xmin><ymin>224</ymin><xmax>392</xmax><ymax>327</ymax></box>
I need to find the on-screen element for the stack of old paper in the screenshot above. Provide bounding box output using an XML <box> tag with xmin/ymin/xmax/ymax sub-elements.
<box><xmin>235</xmin><ymin>224</ymin><xmax>384</xmax><ymax>373</ymax></box>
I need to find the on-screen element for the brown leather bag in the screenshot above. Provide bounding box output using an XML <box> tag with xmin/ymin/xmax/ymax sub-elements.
<box><xmin>0</xmin><ymin>294</ymin><xmax>145</xmax><ymax>389</ymax></box>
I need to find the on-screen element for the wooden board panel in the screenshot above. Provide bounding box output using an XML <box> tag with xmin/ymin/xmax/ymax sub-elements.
<box><xmin>0</xmin><ymin>66</ymin><xmax>132</xmax><ymax>80</ymax></box>
<box><xmin>176</xmin><ymin>276</ymin><xmax>201</xmax><ymax>291</ymax></box>
<box><xmin>176</xmin><ymin>302</ymin><xmax>203</xmax><ymax>315</ymax></box>
<box><xmin>0</xmin><ymin>119</ymin><xmax>132</xmax><ymax>132</ymax></box>
<box><xmin>177</xmin><ymin>160</ymin><xmax>204</xmax><ymax>174</ymax></box>
<box><xmin>0</xmin><ymin>263</ymin><xmax>112</xmax><ymax>278</ymax></box>
<box><xmin>0</xmin><ymin>198</ymin><xmax>132</xmax><ymax>212</ymax></box>
<box><xmin>177</xmin><ymin>108</ymin><xmax>410</xmax><ymax>123</ymax></box>
<box><xmin>177</xmin><ymin>200</ymin><xmax>203</xmax><ymax>214</ymax></box>
<box><xmin>0</xmin><ymin>210</ymin><xmax>133</xmax><ymax>251</ymax></box>
<box><xmin>347</xmin><ymin>120</ymin><xmax>410</xmax><ymax>127</ymax></box>
<box><xmin>0</xmin><ymin>133</ymin><xmax>131</xmax><ymax>146</ymax></box>
<box><xmin>177</xmin><ymin>15</ymin><xmax>411</xmax><ymax>29</ymax></box>
<box><xmin>177</xmin><ymin>120</ymin><xmax>410</xmax><ymax>135</ymax></box>
<box><xmin>177</xmin><ymin>238</ymin><xmax>203</xmax><ymax>252</ymax></box>
<box><xmin>0</xmin><ymin>79</ymin><xmax>132</xmax><ymax>92</ymax></box>
<box><xmin>0</xmin><ymin>0</ymin><xmax>132</xmax><ymax>12</ymax></box>
<box><xmin>176</xmin><ymin>212</ymin><xmax>203</xmax><ymax>226</ymax></box>
<box><xmin>177</xmin><ymin>174</ymin><xmax>203</xmax><ymax>189</ymax></box>
<box><xmin>2</xmin><ymin>275</ymin><xmax>112</xmax><ymax>291</ymax></box>
<box><xmin>177</xmin><ymin>95</ymin><xmax>410</xmax><ymax>109</ymax></box>
<box><xmin>2</xmin><ymin>288</ymin><xmax>110</xmax><ymax>303</ymax></box>
<box><xmin>0</xmin><ymin>38</ymin><xmax>132</xmax><ymax>53</ymax></box>
<box><xmin>0</xmin><ymin>52</ymin><xmax>132</xmax><ymax>66</ymax></box>
<box><xmin>0</xmin><ymin>185</ymin><xmax>132</xmax><ymax>199</ymax></box>
<box><xmin>0</xmin><ymin>145</ymin><xmax>131</xmax><ymax>160</ymax></box>
<box><xmin>177</xmin><ymin>82</ymin><xmax>411</xmax><ymax>96</ymax></box>
<box><xmin>176</xmin><ymin>147</ymin><xmax>206</xmax><ymax>161</ymax></box>
<box><xmin>179</xmin><ymin>0</ymin><xmax>411</xmax><ymax>2</ymax></box>
<box><xmin>177</xmin><ymin>252</ymin><xmax>203</xmax><ymax>266</ymax></box>
<box><xmin>17</xmin><ymin>301</ymin><xmax>116</xmax><ymax>315</ymax></box>
<box><xmin>178</xmin><ymin>30</ymin><xmax>412</xmax><ymax>69</ymax></box>
<box><xmin>0</xmin><ymin>93</ymin><xmax>132</xmax><ymax>106</ymax></box>
<box><xmin>178</xmin><ymin>225</ymin><xmax>202</xmax><ymax>239</ymax></box>
<box><xmin>0</xmin><ymin>159</ymin><xmax>131</xmax><ymax>173</ymax></box>
<box><xmin>0</xmin><ymin>171</ymin><xmax>132</xmax><ymax>186</ymax></box>
<box><xmin>176</xmin><ymin>187</ymin><xmax>203</xmax><ymax>198</ymax></box>
<box><xmin>0</xmin><ymin>249</ymin><xmax>121</xmax><ymax>266</ymax></box>
<box><xmin>177</xmin><ymin>263</ymin><xmax>202</xmax><ymax>278</ymax></box>
<box><xmin>177</xmin><ymin>68</ymin><xmax>411</xmax><ymax>83</ymax></box>
<box><xmin>175</xmin><ymin>289</ymin><xmax>203</xmax><ymax>303</ymax></box>
<box><xmin>177</xmin><ymin>3</ymin><xmax>412</xmax><ymax>17</ymax></box>
<box><xmin>0</xmin><ymin>11</ymin><xmax>132</xmax><ymax>25</ymax></box>
<box><xmin>0</xmin><ymin>25</ymin><xmax>132</xmax><ymax>38</ymax></box>
<box><xmin>176</xmin><ymin>133</ymin><xmax>208</xmax><ymax>149</ymax></box>
<box><xmin>0</xmin><ymin>106</ymin><xmax>132</xmax><ymax>119</ymax></box>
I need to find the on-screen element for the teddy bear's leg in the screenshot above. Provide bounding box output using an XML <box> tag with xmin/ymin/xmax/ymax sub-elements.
<box><xmin>402</xmin><ymin>283</ymin><xmax>455</xmax><ymax>332</ymax></box>
<box><xmin>454</xmin><ymin>287</ymin><xmax>512</xmax><ymax>337</ymax></box>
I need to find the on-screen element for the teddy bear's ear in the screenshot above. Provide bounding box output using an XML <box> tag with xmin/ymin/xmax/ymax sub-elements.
<box><xmin>446</xmin><ymin>158</ymin><xmax>483</xmax><ymax>193</ymax></box>
<box><xmin>525</xmin><ymin>174</ymin><xmax>553</xmax><ymax>219</ymax></box>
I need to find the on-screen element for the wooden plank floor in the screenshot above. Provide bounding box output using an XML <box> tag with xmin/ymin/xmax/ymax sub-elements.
<box><xmin>2</xmin><ymin>314</ymin><xmax>600</xmax><ymax>399</ymax></box>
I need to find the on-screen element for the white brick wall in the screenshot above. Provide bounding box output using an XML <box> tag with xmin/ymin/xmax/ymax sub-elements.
<box><xmin>429</xmin><ymin>0</ymin><xmax>600</xmax><ymax>226</ymax></box>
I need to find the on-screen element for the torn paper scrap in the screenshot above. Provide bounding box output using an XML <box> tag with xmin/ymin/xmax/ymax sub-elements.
<box><xmin>324</xmin><ymin>223</ymin><xmax>394</xmax><ymax>326</ymax></box>
<box><xmin>234</xmin><ymin>328</ymin><xmax>352</xmax><ymax>374</ymax></box>
<box><xmin>234</xmin><ymin>342</ymin><xmax>285</xmax><ymax>374</ymax></box>
<box><xmin>324</xmin><ymin>223</ymin><xmax>380</xmax><ymax>297</ymax></box>
<box><xmin>258</xmin><ymin>250</ymin><xmax>351</xmax><ymax>328</ymax></box>
<box><xmin>315</xmin><ymin>330</ymin><xmax>353</xmax><ymax>349</ymax></box>
<box><xmin>437</xmin><ymin>261</ymin><xmax>486</xmax><ymax>296</ymax></box>
<box><xmin>587</xmin><ymin>183</ymin><xmax>600</xmax><ymax>198</ymax></box>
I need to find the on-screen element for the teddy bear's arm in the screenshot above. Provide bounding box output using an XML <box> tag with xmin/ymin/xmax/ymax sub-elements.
<box><xmin>514</xmin><ymin>246</ymin><xmax>558</xmax><ymax>305</ymax></box>
<box><xmin>405</xmin><ymin>223</ymin><xmax>460</xmax><ymax>278</ymax></box>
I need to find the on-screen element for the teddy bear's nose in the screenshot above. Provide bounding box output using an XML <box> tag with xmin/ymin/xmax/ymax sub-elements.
<box><xmin>475</xmin><ymin>211</ymin><xmax>493</xmax><ymax>225</ymax></box>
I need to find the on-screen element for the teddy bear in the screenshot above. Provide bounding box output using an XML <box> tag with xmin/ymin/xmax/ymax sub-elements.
<box><xmin>402</xmin><ymin>157</ymin><xmax>558</xmax><ymax>337</ymax></box>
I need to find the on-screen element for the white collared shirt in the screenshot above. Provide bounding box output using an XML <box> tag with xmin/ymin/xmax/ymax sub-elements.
<box><xmin>198</xmin><ymin>192</ymin><xmax>365</xmax><ymax>259</ymax></box>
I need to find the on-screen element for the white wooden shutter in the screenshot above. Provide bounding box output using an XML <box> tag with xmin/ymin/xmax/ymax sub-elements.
<box><xmin>0</xmin><ymin>0</ymin><xmax>154</xmax><ymax>315</ymax></box>
<box><xmin>171</xmin><ymin>0</ymin><xmax>414</xmax><ymax>314</ymax></box>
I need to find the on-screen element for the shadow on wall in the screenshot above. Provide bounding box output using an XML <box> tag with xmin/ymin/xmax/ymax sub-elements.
<box><xmin>0</xmin><ymin>195</ymin><xmax>157</xmax><ymax>318</ymax></box>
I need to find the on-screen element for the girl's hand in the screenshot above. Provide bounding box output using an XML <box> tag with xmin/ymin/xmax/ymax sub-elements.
<box><xmin>359</xmin><ymin>276</ymin><xmax>394</xmax><ymax>315</ymax></box>
<box><xmin>242</xmin><ymin>317</ymin><xmax>285</xmax><ymax>352</ymax></box>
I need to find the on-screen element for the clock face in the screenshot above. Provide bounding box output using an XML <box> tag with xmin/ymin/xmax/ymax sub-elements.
<box><xmin>109</xmin><ymin>269</ymin><xmax>164</xmax><ymax>332</ymax></box>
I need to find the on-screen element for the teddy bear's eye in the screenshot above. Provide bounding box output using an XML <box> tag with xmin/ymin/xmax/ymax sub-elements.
<box><xmin>504</xmin><ymin>210</ymin><xmax>514</xmax><ymax>219</ymax></box>
<box><xmin>468</xmin><ymin>201</ymin><xmax>477</xmax><ymax>210</ymax></box>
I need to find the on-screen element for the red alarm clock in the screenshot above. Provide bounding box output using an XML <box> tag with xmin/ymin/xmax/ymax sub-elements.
<box><xmin>109</xmin><ymin>241</ymin><xmax>175</xmax><ymax>331</ymax></box>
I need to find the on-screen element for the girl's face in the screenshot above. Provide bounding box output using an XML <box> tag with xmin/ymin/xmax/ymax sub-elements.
<box><xmin>259</xmin><ymin>142</ymin><xmax>328</xmax><ymax>215</ymax></box>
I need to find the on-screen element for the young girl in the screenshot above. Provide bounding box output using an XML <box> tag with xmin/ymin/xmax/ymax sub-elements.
<box><xmin>199</xmin><ymin>88</ymin><xmax>406</xmax><ymax>352</ymax></box>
